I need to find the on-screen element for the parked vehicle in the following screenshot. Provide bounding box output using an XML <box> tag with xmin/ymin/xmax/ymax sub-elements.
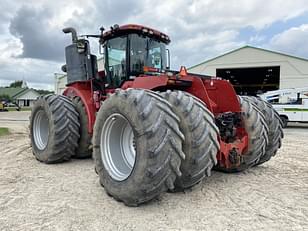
<box><xmin>5</xmin><ymin>102</ymin><xmax>21</xmax><ymax>111</ymax></box>
<box><xmin>259</xmin><ymin>87</ymin><xmax>308</xmax><ymax>127</ymax></box>
<box><xmin>0</xmin><ymin>102</ymin><xmax>20</xmax><ymax>111</ymax></box>
<box><xmin>0</xmin><ymin>102</ymin><xmax>8</xmax><ymax>112</ymax></box>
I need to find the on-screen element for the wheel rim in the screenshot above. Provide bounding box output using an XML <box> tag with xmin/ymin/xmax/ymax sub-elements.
<box><xmin>33</xmin><ymin>110</ymin><xmax>49</xmax><ymax>150</ymax></box>
<box><xmin>101</xmin><ymin>113</ymin><xmax>136</xmax><ymax>181</ymax></box>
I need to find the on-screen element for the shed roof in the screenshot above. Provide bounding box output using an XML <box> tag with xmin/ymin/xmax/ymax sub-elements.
<box><xmin>188</xmin><ymin>45</ymin><xmax>308</xmax><ymax>70</ymax></box>
<box><xmin>14</xmin><ymin>88</ymin><xmax>40</xmax><ymax>99</ymax></box>
<box><xmin>0</xmin><ymin>87</ymin><xmax>39</xmax><ymax>99</ymax></box>
<box><xmin>0</xmin><ymin>87</ymin><xmax>28</xmax><ymax>98</ymax></box>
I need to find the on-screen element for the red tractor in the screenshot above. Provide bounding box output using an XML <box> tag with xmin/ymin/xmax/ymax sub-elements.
<box><xmin>29</xmin><ymin>24</ymin><xmax>283</xmax><ymax>206</ymax></box>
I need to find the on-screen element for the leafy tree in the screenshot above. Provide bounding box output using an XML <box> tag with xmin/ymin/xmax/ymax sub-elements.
<box><xmin>9</xmin><ymin>80</ymin><xmax>23</xmax><ymax>88</ymax></box>
<box><xmin>0</xmin><ymin>94</ymin><xmax>12</xmax><ymax>102</ymax></box>
<box><xmin>36</xmin><ymin>89</ymin><xmax>54</xmax><ymax>95</ymax></box>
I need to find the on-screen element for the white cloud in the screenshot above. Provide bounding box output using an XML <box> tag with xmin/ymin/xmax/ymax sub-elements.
<box><xmin>249</xmin><ymin>34</ymin><xmax>266</xmax><ymax>44</ymax></box>
<box><xmin>0</xmin><ymin>57</ymin><xmax>59</xmax><ymax>91</ymax></box>
<box><xmin>269</xmin><ymin>24</ymin><xmax>308</xmax><ymax>57</ymax></box>
<box><xmin>0</xmin><ymin>38</ymin><xmax>23</xmax><ymax>59</ymax></box>
<box><xmin>117</xmin><ymin>0</ymin><xmax>308</xmax><ymax>66</ymax></box>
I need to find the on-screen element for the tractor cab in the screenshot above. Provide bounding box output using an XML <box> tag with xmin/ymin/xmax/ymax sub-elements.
<box><xmin>62</xmin><ymin>24</ymin><xmax>171</xmax><ymax>89</ymax></box>
<box><xmin>100</xmin><ymin>24</ymin><xmax>171</xmax><ymax>88</ymax></box>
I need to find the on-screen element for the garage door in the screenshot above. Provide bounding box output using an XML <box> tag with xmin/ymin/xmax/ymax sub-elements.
<box><xmin>216</xmin><ymin>66</ymin><xmax>280</xmax><ymax>96</ymax></box>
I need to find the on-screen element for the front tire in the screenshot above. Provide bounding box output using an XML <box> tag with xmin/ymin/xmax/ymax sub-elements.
<box><xmin>30</xmin><ymin>94</ymin><xmax>80</xmax><ymax>163</ymax></box>
<box><xmin>93</xmin><ymin>89</ymin><xmax>184</xmax><ymax>206</ymax></box>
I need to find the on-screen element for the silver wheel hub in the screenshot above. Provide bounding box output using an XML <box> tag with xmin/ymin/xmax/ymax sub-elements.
<box><xmin>33</xmin><ymin>110</ymin><xmax>49</xmax><ymax>150</ymax></box>
<box><xmin>101</xmin><ymin>113</ymin><xmax>136</xmax><ymax>181</ymax></box>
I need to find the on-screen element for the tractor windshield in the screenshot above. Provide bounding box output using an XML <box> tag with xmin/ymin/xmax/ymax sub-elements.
<box><xmin>105</xmin><ymin>33</ymin><xmax>167</xmax><ymax>87</ymax></box>
<box><xmin>130</xmin><ymin>34</ymin><xmax>167</xmax><ymax>76</ymax></box>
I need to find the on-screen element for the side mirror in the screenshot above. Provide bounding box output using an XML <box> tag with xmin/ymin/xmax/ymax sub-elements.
<box><xmin>61</xmin><ymin>64</ymin><xmax>67</xmax><ymax>73</ymax></box>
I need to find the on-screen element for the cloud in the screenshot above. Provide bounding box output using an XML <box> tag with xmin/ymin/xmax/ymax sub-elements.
<box><xmin>269</xmin><ymin>24</ymin><xmax>308</xmax><ymax>57</ymax></box>
<box><xmin>122</xmin><ymin>0</ymin><xmax>308</xmax><ymax>66</ymax></box>
<box><xmin>170</xmin><ymin>29</ymin><xmax>244</xmax><ymax>67</ymax></box>
<box><xmin>1</xmin><ymin>0</ymin><xmax>308</xmax><ymax>89</ymax></box>
<box><xmin>9</xmin><ymin>6</ymin><xmax>71</xmax><ymax>61</ymax></box>
<box><xmin>0</xmin><ymin>57</ymin><xmax>59</xmax><ymax>90</ymax></box>
<box><xmin>94</xmin><ymin>0</ymin><xmax>143</xmax><ymax>26</ymax></box>
<box><xmin>0</xmin><ymin>0</ymin><xmax>18</xmax><ymax>29</ymax></box>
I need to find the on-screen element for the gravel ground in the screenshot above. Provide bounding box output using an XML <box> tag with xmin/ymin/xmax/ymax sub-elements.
<box><xmin>0</xmin><ymin>111</ymin><xmax>307</xmax><ymax>231</ymax></box>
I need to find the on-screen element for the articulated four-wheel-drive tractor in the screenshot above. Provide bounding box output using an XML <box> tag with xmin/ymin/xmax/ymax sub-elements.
<box><xmin>29</xmin><ymin>24</ymin><xmax>283</xmax><ymax>206</ymax></box>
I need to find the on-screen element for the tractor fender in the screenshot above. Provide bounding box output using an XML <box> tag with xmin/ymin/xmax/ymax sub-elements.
<box><xmin>63</xmin><ymin>82</ymin><xmax>96</xmax><ymax>134</ymax></box>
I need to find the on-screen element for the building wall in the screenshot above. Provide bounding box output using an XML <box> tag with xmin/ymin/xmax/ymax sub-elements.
<box><xmin>15</xmin><ymin>90</ymin><xmax>40</xmax><ymax>107</ymax></box>
<box><xmin>189</xmin><ymin>47</ymin><xmax>308</xmax><ymax>89</ymax></box>
<box><xmin>54</xmin><ymin>74</ymin><xmax>67</xmax><ymax>95</ymax></box>
<box><xmin>16</xmin><ymin>99</ymin><xmax>35</xmax><ymax>107</ymax></box>
<box><xmin>16</xmin><ymin>90</ymin><xmax>40</xmax><ymax>100</ymax></box>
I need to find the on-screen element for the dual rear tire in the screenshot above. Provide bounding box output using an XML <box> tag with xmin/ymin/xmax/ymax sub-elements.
<box><xmin>71</xmin><ymin>96</ymin><xmax>92</xmax><ymax>158</ymax></box>
<box><xmin>215</xmin><ymin>96</ymin><xmax>269</xmax><ymax>172</ymax></box>
<box><xmin>30</xmin><ymin>95</ymin><xmax>80</xmax><ymax>163</ymax></box>
<box><xmin>241</xmin><ymin>96</ymin><xmax>284</xmax><ymax>166</ymax></box>
<box><xmin>216</xmin><ymin>95</ymin><xmax>283</xmax><ymax>172</ymax></box>
<box><xmin>30</xmin><ymin>94</ymin><xmax>92</xmax><ymax>163</ymax></box>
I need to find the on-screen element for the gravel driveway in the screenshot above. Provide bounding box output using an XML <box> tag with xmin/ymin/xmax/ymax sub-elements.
<box><xmin>0</xmin><ymin>111</ymin><xmax>307</xmax><ymax>230</ymax></box>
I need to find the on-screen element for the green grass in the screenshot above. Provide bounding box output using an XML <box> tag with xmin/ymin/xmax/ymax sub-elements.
<box><xmin>7</xmin><ymin>107</ymin><xmax>31</xmax><ymax>112</ymax></box>
<box><xmin>20</xmin><ymin>107</ymin><xmax>31</xmax><ymax>111</ymax></box>
<box><xmin>0</xmin><ymin>127</ymin><xmax>9</xmax><ymax>137</ymax></box>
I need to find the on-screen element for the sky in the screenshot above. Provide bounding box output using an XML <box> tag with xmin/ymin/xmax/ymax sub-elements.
<box><xmin>1</xmin><ymin>0</ymin><xmax>308</xmax><ymax>90</ymax></box>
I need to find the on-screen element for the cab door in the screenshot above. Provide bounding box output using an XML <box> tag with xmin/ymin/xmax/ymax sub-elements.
<box><xmin>301</xmin><ymin>99</ymin><xmax>308</xmax><ymax>122</ymax></box>
<box><xmin>280</xmin><ymin>104</ymin><xmax>301</xmax><ymax>122</ymax></box>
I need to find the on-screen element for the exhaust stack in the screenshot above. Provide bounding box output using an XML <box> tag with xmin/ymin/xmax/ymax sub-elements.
<box><xmin>63</xmin><ymin>27</ymin><xmax>78</xmax><ymax>43</ymax></box>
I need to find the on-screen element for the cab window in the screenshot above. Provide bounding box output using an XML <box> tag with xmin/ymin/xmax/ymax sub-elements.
<box><xmin>106</xmin><ymin>36</ymin><xmax>127</xmax><ymax>87</ymax></box>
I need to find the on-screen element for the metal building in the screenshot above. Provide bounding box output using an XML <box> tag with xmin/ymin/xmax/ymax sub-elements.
<box><xmin>189</xmin><ymin>46</ymin><xmax>308</xmax><ymax>95</ymax></box>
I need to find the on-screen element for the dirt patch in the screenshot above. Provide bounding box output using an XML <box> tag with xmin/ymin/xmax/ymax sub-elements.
<box><xmin>0</xmin><ymin>113</ymin><xmax>307</xmax><ymax>230</ymax></box>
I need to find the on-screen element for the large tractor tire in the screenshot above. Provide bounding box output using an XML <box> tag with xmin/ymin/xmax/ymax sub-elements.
<box><xmin>242</xmin><ymin>96</ymin><xmax>283</xmax><ymax>166</ymax></box>
<box><xmin>161</xmin><ymin>90</ymin><xmax>219</xmax><ymax>190</ymax></box>
<box><xmin>279</xmin><ymin>116</ymin><xmax>288</xmax><ymax>128</ymax></box>
<box><xmin>216</xmin><ymin>96</ymin><xmax>269</xmax><ymax>172</ymax></box>
<box><xmin>71</xmin><ymin>96</ymin><xmax>92</xmax><ymax>158</ymax></box>
<box><xmin>93</xmin><ymin>89</ymin><xmax>184</xmax><ymax>206</ymax></box>
<box><xmin>30</xmin><ymin>94</ymin><xmax>80</xmax><ymax>163</ymax></box>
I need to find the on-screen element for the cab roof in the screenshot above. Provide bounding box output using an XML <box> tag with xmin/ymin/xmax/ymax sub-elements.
<box><xmin>100</xmin><ymin>24</ymin><xmax>171</xmax><ymax>44</ymax></box>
